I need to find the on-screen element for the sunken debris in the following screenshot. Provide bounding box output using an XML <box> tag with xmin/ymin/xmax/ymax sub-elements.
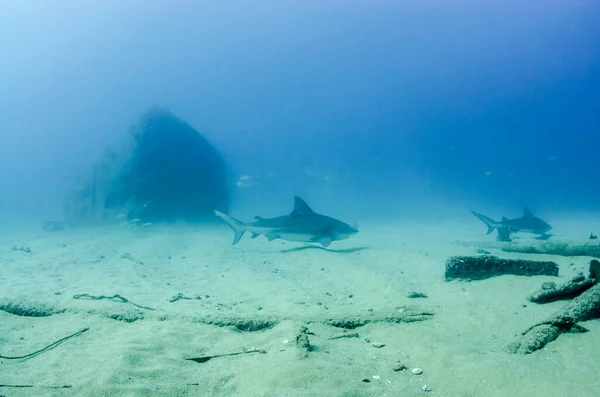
<box><xmin>508</xmin><ymin>260</ymin><xmax>600</xmax><ymax>354</ymax></box>
<box><xmin>527</xmin><ymin>275</ymin><xmax>595</xmax><ymax>304</ymax></box>
<box><xmin>507</xmin><ymin>281</ymin><xmax>600</xmax><ymax>354</ymax></box>
<box><xmin>589</xmin><ymin>259</ymin><xmax>600</xmax><ymax>283</ymax></box>
<box><xmin>444</xmin><ymin>255</ymin><xmax>559</xmax><ymax>281</ymax></box>
<box><xmin>488</xmin><ymin>241</ymin><xmax>600</xmax><ymax>258</ymax></box>
<box><xmin>323</xmin><ymin>309</ymin><xmax>434</xmax><ymax>329</ymax></box>
<box><xmin>63</xmin><ymin>107</ymin><xmax>230</xmax><ymax>225</ymax></box>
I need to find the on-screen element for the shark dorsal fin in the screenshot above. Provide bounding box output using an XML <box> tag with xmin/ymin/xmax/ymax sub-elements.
<box><xmin>292</xmin><ymin>196</ymin><xmax>314</xmax><ymax>216</ymax></box>
<box><xmin>523</xmin><ymin>207</ymin><xmax>533</xmax><ymax>217</ymax></box>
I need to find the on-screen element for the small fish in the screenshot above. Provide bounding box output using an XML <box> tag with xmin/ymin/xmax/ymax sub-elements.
<box><xmin>214</xmin><ymin>196</ymin><xmax>358</xmax><ymax>247</ymax></box>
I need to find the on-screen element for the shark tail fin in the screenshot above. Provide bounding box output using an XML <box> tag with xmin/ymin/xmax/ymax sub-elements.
<box><xmin>214</xmin><ymin>210</ymin><xmax>247</xmax><ymax>245</ymax></box>
<box><xmin>471</xmin><ymin>211</ymin><xmax>498</xmax><ymax>235</ymax></box>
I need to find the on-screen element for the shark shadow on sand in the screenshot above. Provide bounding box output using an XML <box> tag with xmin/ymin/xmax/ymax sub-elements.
<box><xmin>278</xmin><ymin>245</ymin><xmax>369</xmax><ymax>254</ymax></box>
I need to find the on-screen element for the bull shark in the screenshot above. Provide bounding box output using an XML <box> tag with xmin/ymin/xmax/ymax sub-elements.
<box><xmin>214</xmin><ymin>196</ymin><xmax>358</xmax><ymax>247</ymax></box>
<box><xmin>471</xmin><ymin>208</ymin><xmax>552</xmax><ymax>241</ymax></box>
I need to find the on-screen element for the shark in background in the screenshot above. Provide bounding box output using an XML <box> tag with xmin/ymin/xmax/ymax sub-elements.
<box><xmin>214</xmin><ymin>196</ymin><xmax>358</xmax><ymax>247</ymax></box>
<box><xmin>471</xmin><ymin>208</ymin><xmax>553</xmax><ymax>242</ymax></box>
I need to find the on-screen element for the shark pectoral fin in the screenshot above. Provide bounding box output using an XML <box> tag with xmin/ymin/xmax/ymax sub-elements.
<box><xmin>318</xmin><ymin>236</ymin><xmax>332</xmax><ymax>247</ymax></box>
<box><xmin>265</xmin><ymin>234</ymin><xmax>279</xmax><ymax>241</ymax></box>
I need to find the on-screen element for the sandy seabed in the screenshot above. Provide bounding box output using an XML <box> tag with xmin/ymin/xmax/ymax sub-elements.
<box><xmin>1</xmin><ymin>219</ymin><xmax>599</xmax><ymax>397</ymax></box>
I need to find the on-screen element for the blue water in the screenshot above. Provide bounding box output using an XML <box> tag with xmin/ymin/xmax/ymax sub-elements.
<box><xmin>1</xmin><ymin>1</ymin><xmax>599</xmax><ymax>221</ymax></box>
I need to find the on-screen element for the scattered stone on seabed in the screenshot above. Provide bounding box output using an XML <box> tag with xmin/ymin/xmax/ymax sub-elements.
<box><xmin>372</xmin><ymin>342</ymin><xmax>386</xmax><ymax>348</ymax></box>
<box><xmin>412</xmin><ymin>368</ymin><xmax>423</xmax><ymax>375</ymax></box>
<box><xmin>170</xmin><ymin>293</ymin><xmax>203</xmax><ymax>303</ymax></box>
<box><xmin>475</xmin><ymin>248</ymin><xmax>492</xmax><ymax>255</ymax></box>
<box><xmin>422</xmin><ymin>385</ymin><xmax>432</xmax><ymax>392</ymax></box>
<box><xmin>407</xmin><ymin>291</ymin><xmax>428</xmax><ymax>299</ymax></box>
<box><xmin>11</xmin><ymin>245</ymin><xmax>31</xmax><ymax>253</ymax></box>
<box><xmin>393</xmin><ymin>363</ymin><xmax>408</xmax><ymax>372</ymax></box>
<box><xmin>295</xmin><ymin>326</ymin><xmax>314</xmax><ymax>357</ymax></box>
<box><xmin>444</xmin><ymin>255</ymin><xmax>559</xmax><ymax>281</ymax></box>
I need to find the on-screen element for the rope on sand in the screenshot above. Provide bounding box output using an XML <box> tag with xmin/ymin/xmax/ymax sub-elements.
<box><xmin>0</xmin><ymin>384</ymin><xmax>72</xmax><ymax>389</ymax></box>
<box><xmin>73</xmin><ymin>293</ymin><xmax>155</xmax><ymax>311</ymax></box>
<box><xmin>0</xmin><ymin>328</ymin><xmax>89</xmax><ymax>360</ymax></box>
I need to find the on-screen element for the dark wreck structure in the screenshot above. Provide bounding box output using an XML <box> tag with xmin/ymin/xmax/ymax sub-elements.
<box><xmin>64</xmin><ymin>107</ymin><xmax>230</xmax><ymax>225</ymax></box>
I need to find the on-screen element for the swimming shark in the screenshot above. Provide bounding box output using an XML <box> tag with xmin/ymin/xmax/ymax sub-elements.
<box><xmin>471</xmin><ymin>208</ymin><xmax>552</xmax><ymax>241</ymax></box>
<box><xmin>214</xmin><ymin>196</ymin><xmax>359</xmax><ymax>247</ymax></box>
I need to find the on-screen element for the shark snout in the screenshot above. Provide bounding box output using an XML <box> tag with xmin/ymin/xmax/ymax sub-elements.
<box><xmin>338</xmin><ymin>223</ymin><xmax>359</xmax><ymax>240</ymax></box>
